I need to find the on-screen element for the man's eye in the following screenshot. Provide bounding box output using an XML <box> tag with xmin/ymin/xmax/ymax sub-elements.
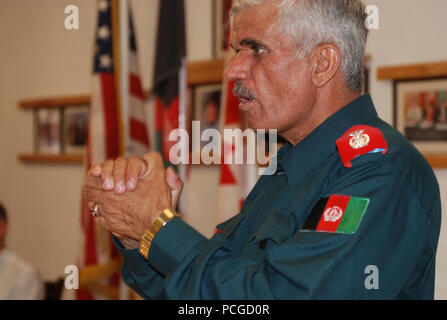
<box><xmin>254</xmin><ymin>47</ymin><xmax>266</xmax><ymax>56</ymax></box>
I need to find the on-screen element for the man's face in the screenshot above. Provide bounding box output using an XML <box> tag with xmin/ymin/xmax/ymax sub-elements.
<box><xmin>225</xmin><ymin>1</ymin><xmax>316</xmax><ymax>138</ymax></box>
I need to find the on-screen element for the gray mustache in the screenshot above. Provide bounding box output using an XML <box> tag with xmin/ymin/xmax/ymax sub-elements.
<box><xmin>233</xmin><ymin>81</ymin><xmax>256</xmax><ymax>100</ymax></box>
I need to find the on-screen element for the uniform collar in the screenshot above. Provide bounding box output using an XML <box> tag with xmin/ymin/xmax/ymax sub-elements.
<box><xmin>275</xmin><ymin>94</ymin><xmax>378</xmax><ymax>188</ymax></box>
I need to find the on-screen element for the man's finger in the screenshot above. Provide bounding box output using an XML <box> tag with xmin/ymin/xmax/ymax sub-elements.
<box><xmin>166</xmin><ymin>167</ymin><xmax>184</xmax><ymax>209</ymax></box>
<box><xmin>113</xmin><ymin>157</ymin><xmax>128</xmax><ymax>194</ymax></box>
<box><xmin>84</xmin><ymin>173</ymin><xmax>103</xmax><ymax>190</ymax></box>
<box><xmin>126</xmin><ymin>156</ymin><xmax>147</xmax><ymax>191</ymax></box>
<box><xmin>88</xmin><ymin>162</ymin><xmax>103</xmax><ymax>177</ymax></box>
<box><xmin>141</xmin><ymin>152</ymin><xmax>164</xmax><ymax>180</ymax></box>
<box><xmin>101</xmin><ymin>159</ymin><xmax>115</xmax><ymax>190</ymax></box>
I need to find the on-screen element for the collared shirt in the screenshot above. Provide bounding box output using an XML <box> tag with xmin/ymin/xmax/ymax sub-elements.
<box><xmin>115</xmin><ymin>95</ymin><xmax>441</xmax><ymax>299</ymax></box>
<box><xmin>0</xmin><ymin>249</ymin><xmax>45</xmax><ymax>300</ymax></box>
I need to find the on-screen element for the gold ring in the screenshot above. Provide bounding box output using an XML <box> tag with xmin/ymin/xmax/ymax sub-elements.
<box><xmin>90</xmin><ymin>203</ymin><xmax>99</xmax><ymax>218</ymax></box>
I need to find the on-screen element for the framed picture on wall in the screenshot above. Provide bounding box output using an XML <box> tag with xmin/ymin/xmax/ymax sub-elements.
<box><xmin>34</xmin><ymin>108</ymin><xmax>61</xmax><ymax>154</ymax></box>
<box><xmin>395</xmin><ymin>78</ymin><xmax>447</xmax><ymax>154</ymax></box>
<box><xmin>213</xmin><ymin>0</ymin><xmax>233</xmax><ymax>58</ymax></box>
<box><xmin>194</xmin><ymin>84</ymin><xmax>222</xmax><ymax>154</ymax></box>
<box><xmin>62</xmin><ymin>105</ymin><xmax>88</xmax><ymax>154</ymax></box>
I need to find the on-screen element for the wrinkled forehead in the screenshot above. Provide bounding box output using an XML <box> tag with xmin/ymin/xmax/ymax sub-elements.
<box><xmin>231</xmin><ymin>1</ymin><xmax>281</xmax><ymax>39</ymax></box>
<box><xmin>230</xmin><ymin>1</ymin><xmax>295</xmax><ymax>52</ymax></box>
<box><xmin>231</xmin><ymin>0</ymin><xmax>280</xmax><ymax>31</ymax></box>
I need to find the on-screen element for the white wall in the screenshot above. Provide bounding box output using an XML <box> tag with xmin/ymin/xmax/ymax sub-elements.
<box><xmin>0</xmin><ymin>0</ymin><xmax>445</xmax><ymax>299</ymax></box>
<box><xmin>365</xmin><ymin>0</ymin><xmax>447</xmax><ymax>299</ymax></box>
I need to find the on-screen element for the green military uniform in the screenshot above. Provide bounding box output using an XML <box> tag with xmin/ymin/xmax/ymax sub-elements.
<box><xmin>115</xmin><ymin>95</ymin><xmax>441</xmax><ymax>299</ymax></box>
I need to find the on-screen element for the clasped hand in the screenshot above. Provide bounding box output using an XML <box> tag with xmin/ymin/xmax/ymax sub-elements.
<box><xmin>82</xmin><ymin>152</ymin><xmax>183</xmax><ymax>249</ymax></box>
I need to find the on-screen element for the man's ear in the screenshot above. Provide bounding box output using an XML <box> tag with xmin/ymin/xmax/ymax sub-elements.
<box><xmin>310</xmin><ymin>43</ymin><xmax>341</xmax><ymax>88</ymax></box>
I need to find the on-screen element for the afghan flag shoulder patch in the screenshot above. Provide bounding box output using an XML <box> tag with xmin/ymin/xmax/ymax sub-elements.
<box><xmin>300</xmin><ymin>195</ymin><xmax>370</xmax><ymax>235</ymax></box>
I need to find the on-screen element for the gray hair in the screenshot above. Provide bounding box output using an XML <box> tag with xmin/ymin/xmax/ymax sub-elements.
<box><xmin>230</xmin><ymin>0</ymin><xmax>368</xmax><ymax>92</ymax></box>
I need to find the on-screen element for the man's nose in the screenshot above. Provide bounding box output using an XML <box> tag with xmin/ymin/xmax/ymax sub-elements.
<box><xmin>224</xmin><ymin>54</ymin><xmax>250</xmax><ymax>82</ymax></box>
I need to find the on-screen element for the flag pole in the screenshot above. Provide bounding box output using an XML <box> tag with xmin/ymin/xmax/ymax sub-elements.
<box><xmin>178</xmin><ymin>58</ymin><xmax>187</xmax><ymax>214</ymax></box>
<box><xmin>119</xmin><ymin>0</ymin><xmax>129</xmax><ymax>157</ymax></box>
<box><xmin>118</xmin><ymin>0</ymin><xmax>131</xmax><ymax>300</ymax></box>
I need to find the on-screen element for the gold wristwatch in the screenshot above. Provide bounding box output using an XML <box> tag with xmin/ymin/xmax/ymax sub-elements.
<box><xmin>139</xmin><ymin>208</ymin><xmax>181</xmax><ymax>260</ymax></box>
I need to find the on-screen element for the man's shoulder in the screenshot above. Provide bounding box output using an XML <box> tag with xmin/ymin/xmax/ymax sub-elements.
<box><xmin>2</xmin><ymin>250</ymin><xmax>39</xmax><ymax>277</ymax></box>
<box><xmin>336</xmin><ymin>118</ymin><xmax>440</xmax><ymax>211</ymax></box>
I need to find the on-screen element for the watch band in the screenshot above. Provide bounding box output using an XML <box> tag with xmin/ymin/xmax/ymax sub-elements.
<box><xmin>139</xmin><ymin>208</ymin><xmax>181</xmax><ymax>260</ymax></box>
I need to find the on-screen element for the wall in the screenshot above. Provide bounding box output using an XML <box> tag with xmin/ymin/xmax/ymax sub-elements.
<box><xmin>365</xmin><ymin>0</ymin><xmax>447</xmax><ymax>298</ymax></box>
<box><xmin>0</xmin><ymin>0</ymin><xmax>445</xmax><ymax>299</ymax></box>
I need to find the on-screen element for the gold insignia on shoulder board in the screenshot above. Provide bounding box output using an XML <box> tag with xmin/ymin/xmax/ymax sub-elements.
<box><xmin>349</xmin><ymin>130</ymin><xmax>370</xmax><ymax>149</ymax></box>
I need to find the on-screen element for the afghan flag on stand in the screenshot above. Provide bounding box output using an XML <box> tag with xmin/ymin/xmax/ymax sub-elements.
<box><xmin>154</xmin><ymin>0</ymin><xmax>186</xmax><ymax>166</ymax></box>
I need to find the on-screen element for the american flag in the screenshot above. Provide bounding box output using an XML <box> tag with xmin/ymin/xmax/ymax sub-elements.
<box><xmin>78</xmin><ymin>0</ymin><xmax>149</xmax><ymax>299</ymax></box>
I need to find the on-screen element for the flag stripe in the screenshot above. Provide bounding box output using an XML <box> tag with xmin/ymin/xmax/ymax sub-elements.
<box><xmin>301</xmin><ymin>197</ymin><xmax>330</xmax><ymax>231</ymax></box>
<box><xmin>336</xmin><ymin>197</ymin><xmax>370</xmax><ymax>234</ymax></box>
<box><xmin>100</xmin><ymin>73</ymin><xmax>121</xmax><ymax>159</ymax></box>
<box><xmin>129</xmin><ymin>73</ymin><xmax>144</xmax><ymax>99</ymax></box>
<box><xmin>130</xmin><ymin>118</ymin><xmax>150</xmax><ymax>145</ymax></box>
<box><xmin>316</xmin><ymin>195</ymin><xmax>351</xmax><ymax>232</ymax></box>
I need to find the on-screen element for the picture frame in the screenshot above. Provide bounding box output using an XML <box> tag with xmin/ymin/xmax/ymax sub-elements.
<box><xmin>62</xmin><ymin>105</ymin><xmax>88</xmax><ymax>154</ymax></box>
<box><xmin>193</xmin><ymin>84</ymin><xmax>222</xmax><ymax>156</ymax></box>
<box><xmin>213</xmin><ymin>0</ymin><xmax>232</xmax><ymax>58</ymax></box>
<box><xmin>394</xmin><ymin>78</ymin><xmax>447</xmax><ymax>154</ymax></box>
<box><xmin>34</xmin><ymin>108</ymin><xmax>61</xmax><ymax>154</ymax></box>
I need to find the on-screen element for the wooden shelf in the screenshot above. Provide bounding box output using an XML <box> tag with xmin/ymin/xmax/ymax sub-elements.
<box><xmin>377</xmin><ymin>60</ymin><xmax>447</xmax><ymax>81</ymax></box>
<box><xmin>187</xmin><ymin>58</ymin><xmax>225</xmax><ymax>86</ymax></box>
<box><xmin>18</xmin><ymin>153</ymin><xmax>84</xmax><ymax>164</ymax></box>
<box><xmin>424</xmin><ymin>154</ymin><xmax>447</xmax><ymax>169</ymax></box>
<box><xmin>19</xmin><ymin>95</ymin><xmax>91</xmax><ymax>109</ymax></box>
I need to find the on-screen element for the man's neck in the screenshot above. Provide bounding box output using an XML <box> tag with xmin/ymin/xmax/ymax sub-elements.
<box><xmin>283</xmin><ymin>89</ymin><xmax>361</xmax><ymax>146</ymax></box>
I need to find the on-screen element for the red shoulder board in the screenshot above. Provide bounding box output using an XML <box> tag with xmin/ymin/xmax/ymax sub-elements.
<box><xmin>336</xmin><ymin>125</ymin><xmax>388</xmax><ymax>168</ymax></box>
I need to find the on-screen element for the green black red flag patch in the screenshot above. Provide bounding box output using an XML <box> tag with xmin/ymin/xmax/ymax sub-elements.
<box><xmin>300</xmin><ymin>195</ymin><xmax>370</xmax><ymax>234</ymax></box>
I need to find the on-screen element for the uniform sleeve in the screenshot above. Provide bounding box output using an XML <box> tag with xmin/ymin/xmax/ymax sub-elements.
<box><xmin>145</xmin><ymin>156</ymin><xmax>439</xmax><ymax>299</ymax></box>
<box><xmin>113</xmin><ymin>237</ymin><xmax>167</xmax><ymax>299</ymax></box>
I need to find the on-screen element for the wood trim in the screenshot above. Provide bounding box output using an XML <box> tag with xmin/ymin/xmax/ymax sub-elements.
<box><xmin>19</xmin><ymin>95</ymin><xmax>91</xmax><ymax>109</ymax></box>
<box><xmin>377</xmin><ymin>61</ymin><xmax>447</xmax><ymax>81</ymax></box>
<box><xmin>424</xmin><ymin>154</ymin><xmax>447</xmax><ymax>169</ymax></box>
<box><xmin>79</xmin><ymin>258</ymin><xmax>122</xmax><ymax>287</ymax></box>
<box><xmin>187</xmin><ymin>58</ymin><xmax>225</xmax><ymax>86</ymax></box>
<box><xmin>18</xmin><ymin>153</ymin><xmax>84</xmax><ymax>164</ymax></box>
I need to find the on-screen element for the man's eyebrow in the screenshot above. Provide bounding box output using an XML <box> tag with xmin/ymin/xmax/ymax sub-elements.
<box><xmin>239</xmin><ymin>38</ymin><xmax>265</xmax><ymax>49</ymax></box>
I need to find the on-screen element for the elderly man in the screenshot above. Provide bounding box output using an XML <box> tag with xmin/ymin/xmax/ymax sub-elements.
<box><xmin>84</xmin><ymin>0</ymin><xmax>441</xmax><ymax>299</ymax></box>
